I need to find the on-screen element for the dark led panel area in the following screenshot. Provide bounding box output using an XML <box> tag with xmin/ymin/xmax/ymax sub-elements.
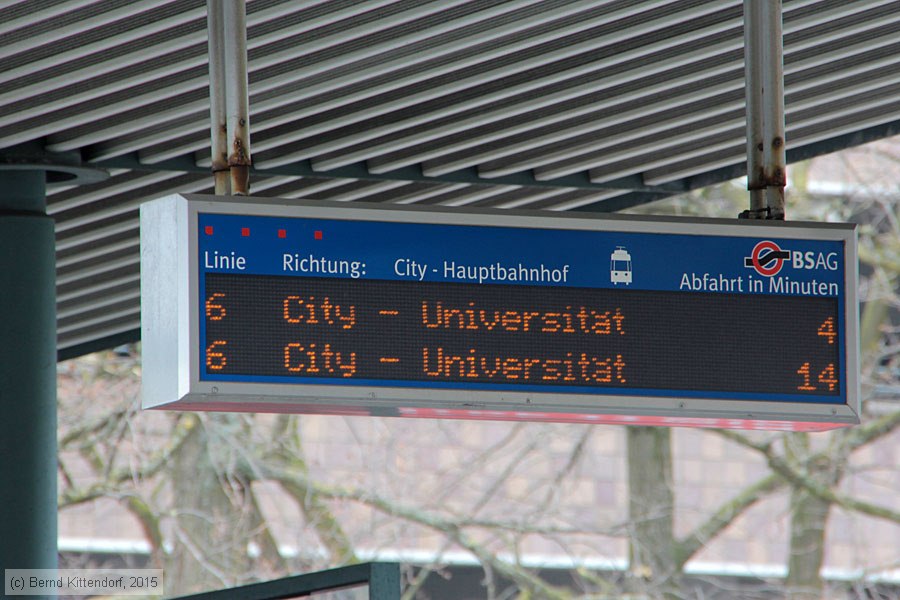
<box><xmin>141</xmin><ymin>194</ymin><xmax>860</xmax><ymax>430</ymax></box>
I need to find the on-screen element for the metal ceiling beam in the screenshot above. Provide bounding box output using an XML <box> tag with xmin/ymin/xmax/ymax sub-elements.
<box><xmin>248</xmin><ymin>3</ymin><xmax>892</xmax><ymax>170</ymax></box>
<box><xmin>8</xmin><ymin>2</ymin><xmax>892</xmax><ymax>185</ymax></box>
<box><xmin>256</xmin><ymin>1</ymin><xmax>739</xmax><ymax>171</ymax></box>
<box><xmin>425</xmin><ymin>5</ymin><xmax>900</xmax><ymax>178</ymax></box>
<box><xmin>132</xmin><ymin>0</ymin><xmax>642</xmax><ymax>165</ymax></box>
<box><xmin>644</xmin><ymin>104</ymin><xmax>900</xmax><ymax>186</ymax></box>
<box><xmin>91</xmin><ymin>152</ymin><xmax>683</xmax><ymax>195</ymax></box>
<box><xmin>40</xmin><ymin>0</ymin><xmax>892</xmax><ymax>170</ymax></box>
<box><xmin>585</xmin><ymin>71</ymin><xmax>900</xmax><ymax>185</ymax></box>
<box><xmin>2</xmin><ymin>1</ymin><xmax>391</xmax><ymax>149</ymax></box>
<box><xmin>0</xmin><ymin>3</ymin><xmax>205</xmax><ymax>99</ymax></box>
<box><xmin>518</xmin><ymin>27</ymin><xmax>900</xmax><ymax>181</ymax></box>
<box><xmin>35</xmin><ymin>0</ymin><xmax>483</xmax><ymax>155</ymax></box>
<box><xmin>57</xmin><ymin>326</ymin><xmax>141</xmax><ymax>363</ymax></box>
<box><xmin>684</xmin><ymin>117</ymin><xmax>900</xmax><ymax>192</ymax></box>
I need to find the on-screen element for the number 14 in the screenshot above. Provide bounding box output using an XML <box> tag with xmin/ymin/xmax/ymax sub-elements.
<box><xmin>797</xmin><ymin>362</ymin><xmax>838</xmax><ymax>392</ymax></box>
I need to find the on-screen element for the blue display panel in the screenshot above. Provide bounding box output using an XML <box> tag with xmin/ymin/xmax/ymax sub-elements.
<box><xmin>196</xmin><ymin>210</ymin><xmax>848</xmax><ymax>404</ymax></box>
<box><xmin>139</xmin><ymin>194</ymin><xmax>860</xmax><ymax>430</ymax></box>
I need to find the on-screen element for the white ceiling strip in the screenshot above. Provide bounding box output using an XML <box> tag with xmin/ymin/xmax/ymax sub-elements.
<box><xmin>56</xmin><ymin>221</ymin><xmax>139</xmax><ymax>253</ymax></box>
<box><xmin>389</xmin><ymin>2</ymin><xmax>900</xmax><ymax>177</ymax></box>
<box><xmin>543</xmin><ymin>190</ymin><xmax>630</xmax><ymax>212</ymax></box>
<box><xmin>47</xmin><ymin>172</ymin><xmax>182</xmax><ymax>214</ymax></box>
<box><xmin>258</xmin><ymin>0</ymin><xmax>738</xmax><ymax>169</ymax></box>
<box><xmin>481</xmin><ymin>187</ymin><xmax>571</xmax><ymax>210</ymax></box>
<box><xmin>0</xmin><ymin>0</ymin><xmax>186</xmax><ymax>59</ymax></box>
<box><xmin>56</xmin><ymin>253</ymin><xmax>139</xmax><ymax>286</ymax></box>
<box><xmin>54</xmin><ymin>177</ymin><xmax>209</xmax><ymax>233</ymax></box>
<box><xmin>57</xmin><ymin>272</ymin><xmax>141</xmax><ymax>304</ymax></box>
<box><xmin>59</xmin><ymin>320</ymin><xmax>141</xmax><ymax>351</ymax></box>
<box><xmin>643</xmin><ymin>107</ymin><xmax>900</xmax><ymax>185</ymax></box>
<box><xmin>268</xmin><ymin>0</ymin><xmax>886</xmax><ymax>170</ymax></box>
<box><xmin>435</xmin><ymin>185</ymin><xmax>525</xmax><ymax>207</ymax></box>
<box><xmin>280</xmin><ymin>178</ymin><xmax>360</xmax><ymax>199</ymax></box>
<box><xmin>134</xmin><ymin>0</ymin><xmax>594</xmax><ymax>164</ymax></box>
<box><xmin>0</xmin><ymin>6</ymin><xmax>205</xmax><ymax>99</ymax></box>
<box><xmin>58</xmin><ymin>288</ymin><xmax>140</xmax><ymax>321</ymax></box>
<box><xmin>11</xmin><ymin>0</ymin><xmax>412</xmax><ymax>150</ymax></box>
<box><xmin>326</xmin><ymin>180</ymin><xmax>410</xmax><ymax>203</ymax></box>
<box><xmin>388</xmin><ymin>183</ymin><xmax>469</xmax><ymax>205</ymax></box>
<box><xmin>58</xmin><ymin>305</ymin><xmax>139</xmax><ymax>336</ymax></box>
<box><xmin>56</xmin><ymin>237</ymin><xmax>139</xmax><ymax>269</ymax></box>
<box><xmin>3</xmin><ymin>0</ymin><xmax>385</xmax><ymax>97</ymax></box>
<box><xmin>0</xmin><ymin>0</ymin><xmax>106</xmax><ymax>39</ymax></box>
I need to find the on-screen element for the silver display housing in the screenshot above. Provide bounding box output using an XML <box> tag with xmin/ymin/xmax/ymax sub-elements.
<box><xmin>140</xmin><ymin>193</ymin><xmax>860</xmax><ymax>430</ymax></box>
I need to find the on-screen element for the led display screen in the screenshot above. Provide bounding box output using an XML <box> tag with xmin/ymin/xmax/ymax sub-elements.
<box><xmin>203</xmin><ymin>274</ymin><xmax>841</xmax><ymax>400</ymax></box>
<box><xmin>140</xmin><ymin>194</ymin><xmax>860</xmax><ymax>430</ymax></box>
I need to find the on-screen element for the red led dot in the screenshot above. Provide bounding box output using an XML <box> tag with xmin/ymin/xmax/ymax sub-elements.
<box><xmin>278</xmin><ymin>229</ymin><xmax>287</xmax><ymax>239</ymax></box>
<box><xmin>314</xmin><ymin>230</ymin><xmax>323</xmax><ymax>240</ymax></box>
<box><xmin>204</xmin><ymin>226</ymin><xmax>214</xmax><ymax>235</ymax></box>
<box><xmin>241</xmin><ymin>227</ymin><xmax>250</xmax><ymax>237</ymax></box>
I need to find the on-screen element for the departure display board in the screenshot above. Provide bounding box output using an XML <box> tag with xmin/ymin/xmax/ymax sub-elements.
<box><xmin>141</xmin><ymin>194</ymin><xmax>860</xmax><ymax>431</ymax></box>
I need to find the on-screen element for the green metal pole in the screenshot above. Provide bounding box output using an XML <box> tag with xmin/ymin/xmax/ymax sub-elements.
<box><xmin>0</xmin><ymin>169</ymin><xmax>57</xmax><ymax>576</ymax></box>
<box><xmin>368</xmin><ymin>562</ymin><xmax>402</xmax><ymax>600</ymax></box>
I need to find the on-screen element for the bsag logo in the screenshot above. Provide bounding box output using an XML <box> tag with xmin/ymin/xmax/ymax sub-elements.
<box><xmin>744</xmin><ymin>240</ymin><xmax>839</xmax><ymax>277</ymax></box>
<box><xmin>744</xmin><ymin>241</ymin><xmax>790</xmax><ymax>276</ymax></box>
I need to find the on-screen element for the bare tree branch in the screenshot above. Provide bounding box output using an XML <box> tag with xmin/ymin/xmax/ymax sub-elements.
<box><xmin>527</xmin><ymin>427</ymin><xmax>592</xmax><ymax>520</ymax></box>
<box><xmin>433</xmin><ymin>422</ymin><xmax>528</xmax><ymax>507</ymax></box>
<box><xmin>843</xmin><ymin>409</ymin><xmax>900</xmax><ymax>453</ymax></box>
<box><xmin>674</xmin><ymin>472</ymin><xmax>784</xmax><ymax>568</ymax></box>
<box><xmin>713</xmin><ymin>413</ymin><xmax>900</xmax><ymax>526</ymax></box>
<box><xmin>712</xmin><ymin>429</ymin><xmax>775</xmax><ymax>455</ymax></box>
<box><xmin>123</xmin><ymin>494</ymin><xmax>163</xmax><ymax>553</ymax></box>
<box><xmin>268</xmin><ymin>423</ymin><xmax>358</xmax><ymax>565</ymax></box>
<box><xmin>59</xmin><ymin>413</ymin><xmax>194</xmax><ymax>509</ymax></box>
<box><xmin>59</xmin><ymin>407</ymin><xmax>130</xmax><ymax>450</ymax></box>
<box><xmin>765</xmin><ymin>452</ymin><xmax>900</xmax><ymax>523</ymax></box>
<box><xmin>246</xmin><ymin>485</ymin><xmax>287</xmax><ymax>574</ymax></box>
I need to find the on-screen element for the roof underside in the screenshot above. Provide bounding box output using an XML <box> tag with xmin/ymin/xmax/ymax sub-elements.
<box><xmin>3</xmin><ymin>0</ymin><xmax>900</xmax><ymax>359</ymax></box>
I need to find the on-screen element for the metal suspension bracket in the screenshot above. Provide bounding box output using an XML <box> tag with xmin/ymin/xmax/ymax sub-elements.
<box><xmin>741</xmin><ymin>0</ymin><xmax>786</xmax><ymax>220</ymax></box>
<box><xmin>206</xmin><ymin>1</ymin><xmax>230</xmax><ymax>195</ymax></box>
<box><xmin>207</xmin><ymin>0</ymin><xmax>251</xmax><ymax>196</ymax></box>
<box><xmin>0</xmin><ymin>143</ymin><xmax>108</xmax><ymax>190</ymax></box>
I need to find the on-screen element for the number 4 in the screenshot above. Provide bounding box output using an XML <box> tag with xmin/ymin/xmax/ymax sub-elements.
<box><xmin>818</xmin><ymin>363</ymin><xmax>838</xmax><ymax>392</ymax></box>
<box><xmin>817</xmin><ymin>317</ymin><xmax>836</xmax><ymax>345</ymax></box>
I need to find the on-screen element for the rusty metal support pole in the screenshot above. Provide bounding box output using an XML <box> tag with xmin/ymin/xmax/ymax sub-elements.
<box><xmin>207</xmin><ymin>0</ymin><xmax>230</xmax><ymax>195</ymax></box>
<box><xmin>743</xmin><ymin>0</ymin><xmax>766</xmax><ymax>218</ymax></box>
<box><xmin>224</xmin><ymin>0</ymin><xmax>251</xmax><ymax>195</ymax></box>
<box><xmin>761</xmin><ymin>0</ymin><xmax>786</xmax><ymax>219</ymax></box>
<box><xmin>741</xmin><ymin>0</ymin><xmax>785</xmax><ymax>220</ymax></box>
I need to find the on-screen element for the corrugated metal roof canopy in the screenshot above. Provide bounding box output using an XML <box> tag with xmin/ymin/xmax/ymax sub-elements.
<box><xmin>3</xmin><ymin>0</ymin><xmax>899</xmax><ymax>358</ymax></box>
